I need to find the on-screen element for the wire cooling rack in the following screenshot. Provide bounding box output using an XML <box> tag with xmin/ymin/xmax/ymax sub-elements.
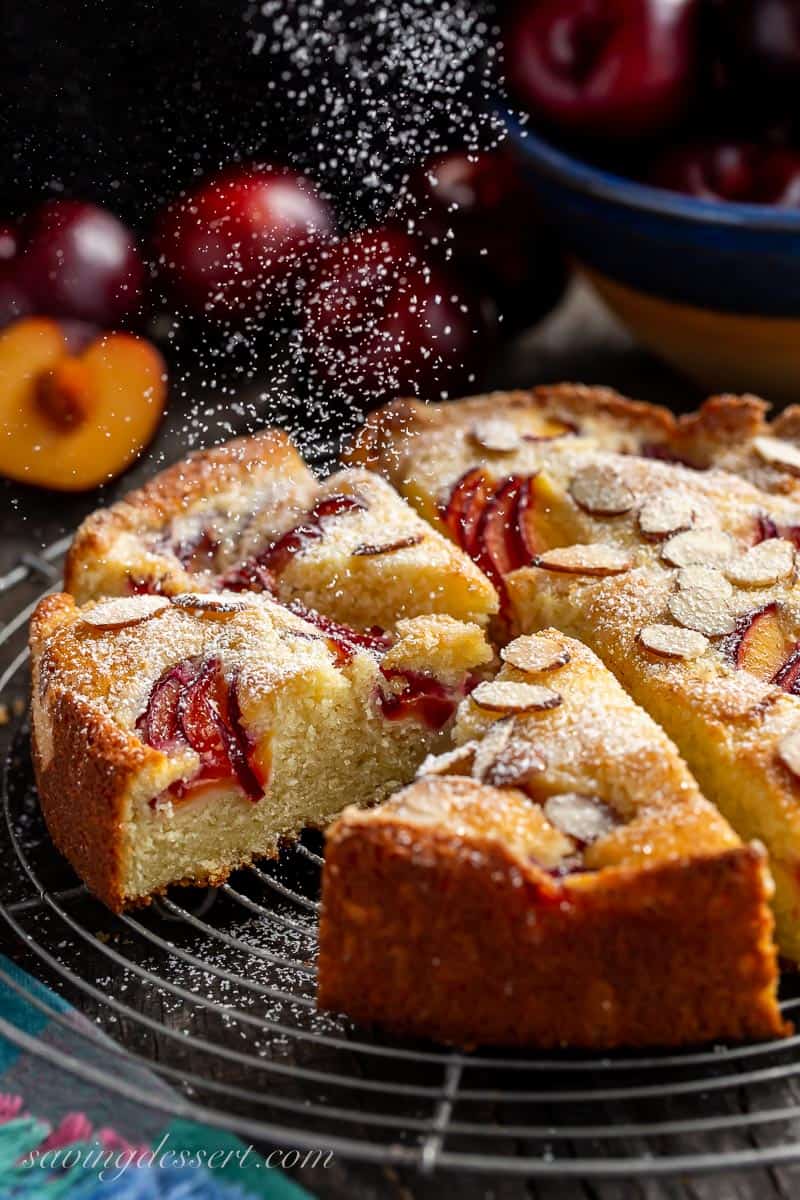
<box><xmin>4</xmin><ymin>541</ymin><xmax>800</xmax><ymax>1180</ymax></box>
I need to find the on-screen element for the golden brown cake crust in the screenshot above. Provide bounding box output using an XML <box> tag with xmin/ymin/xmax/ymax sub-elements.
<box><xmin>30</xmin><ymin>592</ymin><xmax>286</xmax><ymax>910</ymax></box>
<box><xmin>30</xmin><ymin>595</ymin><xmax>150</xmax><ymax>910</ymax></box>
<box><xmin>319</xmin><ymin>809</ymin><xmax>787</xmax><ymax>1048</ymax></box>
<box><xmin>345</xmin><ymin>383</ymin><xmax>676</xmax><ymax>472</ymax></box>
<box><xmin>64</xmin><ymin>429</ymin><xmax>314</xmax><ymax>600</ymax></box>
<box><xmin>29</xmin><ymin>591</ymin><xmax>492</xmax><ymax>912</ymax></box>
<box><xmin>346</xmin><ymin>386</ymin><xmax>800</xmax><ymax>502</ymax></box>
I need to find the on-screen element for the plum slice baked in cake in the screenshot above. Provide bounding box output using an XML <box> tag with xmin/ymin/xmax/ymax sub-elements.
<box><xmin>348</xmin><ymin>385</ymin><xmax>800</xmax><ymax>961</ymax></box>
<box><xmin>65</xmin><ymin>429</ymin><xmax>497</xmax><ymax>631</ymax></box>
<box><xmin>319</xmin><ymin>632</ymin><xmax>787</xmax><ymax>1048</ymax></box>
<box><xmin>30</xmin><ymin>590</ymin><xmax>491</xmax><ymax>911</ymax></box>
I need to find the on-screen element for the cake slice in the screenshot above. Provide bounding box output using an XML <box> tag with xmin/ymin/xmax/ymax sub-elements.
<box><xmin>319</xmin><ymin>632</ymin><xmax>786</xmax><ymax>1048</ymax></box>
<box><xmin>507</xmin><ymin>556</ymin><xmax>800</xmax><ymax>963</ymax></box>
<box><xmin>30</xmin><ymin>591</ymin><xmax>492</xmax><ymax>911</ymax></box>
<box><xmin>65</xmin><ymin>431</ymin><xmax>497</xmax><ymax>631</ymax></box>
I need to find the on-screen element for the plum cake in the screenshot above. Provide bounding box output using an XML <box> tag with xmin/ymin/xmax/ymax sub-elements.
<box><xmin>348</xmin><ymin>385</ymin><xmax>800</xmax><ymax>962</ymax></box>
<box><xmin>31</xmin><ymin>385</ymin><xmax>800</xmax><ymax>1047</ymax></box>
<box><xmin>65</xmin><ymin>429</ymin><xmax>497</xmax><ymax>631</ymax></box>
<box><xmin>30</xmin><ymin>590</ymin><xmax>491</xmax><ymax>910</ymax></box>
<box><xmin>319</xmin><ymin>632</ymin><xmax>786</xmax><ymax>1048</ymax></box>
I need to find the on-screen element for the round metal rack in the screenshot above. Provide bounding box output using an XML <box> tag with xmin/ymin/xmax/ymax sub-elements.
<box><xmin>3</xmin><ymin>539</ymin><xmax>800</xmax><ymax>1179</ymax></box>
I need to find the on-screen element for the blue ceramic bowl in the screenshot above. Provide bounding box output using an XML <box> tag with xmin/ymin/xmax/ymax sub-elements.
<box><xmin>504</xmin><ymin>111</ymin><xmax>800</xmax><ymax>402</ymax></box>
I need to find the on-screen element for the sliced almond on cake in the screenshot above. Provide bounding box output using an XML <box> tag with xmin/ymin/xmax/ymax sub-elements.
<box><xmin>723</xmin><ymin>539</ymin><xmax>795</xmax><ymax>589</ymax></box>
<box><xmin>170</xmin><ymin>593</ymin><xmax>253</xmax><ymax>614</ymax></box>
<box><xmin>667</xmin><ymin>567</ymin><xmax>736</xmax><ymax>636</ymax></box>
<box><xmin>754</xmin><ymin>436</ymin><xmax>800</xmax><ymax>476</ymax></box>
<box><xmin>416</xmin><ymin>741</ymin><xmax>478</xmax><ymax>778</ymax></box>
<box><xmin>501</xmin><ymin>634</ymin><xmax>571</xmax><ymax>674</ymax></box>
<box><xmin>661</xmin><ymin>528</ymin><xmax>735</xmax><ymax>568</ymax></box>
<box><xmin>637</xmin><ymin>493</ymin><xmax>696</xmax><ymax>538</ymax></box>
<box><xmin>470</xmin><ymin>680</ymin><xmax>562</xmax><ymax>714</ymax></box>
<box><xmin>482</xmin><ymin>739</ymin><xmax>548</xmax><ymax>789</ymax></box>
<box><xmin>568</xmin><ymin>464</ymin><xmax>635</xmax><ymax>517</ymax></box>
<box><xmin>543</xmin><ymin>793</ymin><xmax>617</xmax><ymax>844</ymax></box>
<box><xmin>469</xmin><ymin>418</ymin><xmax>521</xmax><ymax>453</ymax></box>
<box><xmin>81</xmin><ymin>595</ymin><xmax>170</xmax><ymax>629</ymax></box>
<box><xmin>533</xmin><ymin>544</ymin><xmax>633</xmax><ymax>576</ymax></box>
<box><xmin>639</xmin><ymin>623</ymin><xmax>710</xmax><ymax>660</ymax></box>
<box><xmin>352</xmin><ymin>534</ymin><xmax>425</xmax><ymax>556</ymax></box>
<box><xmin>470</xmin><ymin>717</ymin><xmax>515</xmax><ymax>781</ymax></box>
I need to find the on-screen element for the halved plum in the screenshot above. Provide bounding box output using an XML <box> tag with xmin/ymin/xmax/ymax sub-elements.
<box><xmin>442</xmin><ymin>470</ymin><xmax>538</xmax><ymax>613</ymax></box>
<box><xmin>219</xmin><ymin>559</ymin><xmax>276</xmax><ymax>594</ymax></box>
<box><xmin>177</xmin><ymin>657</ymin><xmax>230</xmax><ymax>765</ymax></box>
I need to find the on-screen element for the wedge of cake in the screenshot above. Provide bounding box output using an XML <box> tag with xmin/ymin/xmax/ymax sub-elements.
<box><xmin>65</xmin><ymin>431</ymin><xmax>498</xmax><ymax>631</ymax></box>
<box><xmin>30</xmin><ymin>591</ymin><xmax>492</xmax><ymax>910</ymax></box>
<box><xmin>507</xmin><ymin>556</ymin><xmax>800</xmax><ymax>962</ymax></box>
<box><xmin>319</xmin><ymin>632</ymin><xmax>787</xmax><ymax>1048</ymax></box>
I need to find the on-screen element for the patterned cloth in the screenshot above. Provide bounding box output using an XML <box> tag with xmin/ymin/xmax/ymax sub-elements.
<box><xmin>0</xmin><ymin>955</ymin><xmax>312</xmax><ymax>1199</ymax></box>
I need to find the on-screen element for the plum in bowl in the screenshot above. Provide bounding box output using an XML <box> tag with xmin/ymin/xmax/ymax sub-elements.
<box><xmin>503</xmin><ymin>114</ymin><xmax>800</xmax><ymax>402</ymax></box>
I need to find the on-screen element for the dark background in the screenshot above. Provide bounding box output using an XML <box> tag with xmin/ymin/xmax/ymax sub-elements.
<box><xmin>3</xmin><ymin>0</ymin><xmax>499</xmax><ymax>231</ymax></box>
<box><xmin>5</xmin><ymin>0</ymin><xmax>306</xmax><ymax>223</ymax></box>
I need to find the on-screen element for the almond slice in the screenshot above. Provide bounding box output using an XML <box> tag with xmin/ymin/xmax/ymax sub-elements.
<box><xmin>568</xmin><ymin>464</ymin><xmax>635</xmax><ymax>517</ymax></box>
<box><xmin>754</xmin><ymin>436</ymin><xmax>800</xmax><ymax>476</ymax></box>
<box><xmin>483</xmin><ymin>739</ymin><xmax>548</xmax><ymax>789</ymax></box>
<box><xmin>637</xmin><ymin>493</ymin><xmax>696</xmax><ymax>538</ymax></box>
<box><xmin>352</xmin><ymin>534</ymin><xmax>425</xmax><ymax>557</ymax></box>
<box><xmin>398</xmin><ymin>788</ymin><xmax>447</xmax><ymax>820</ymax></box>
<box><xmin>676</xmin><ymin>564</ymin><xmax>734</xmax><ymax>596</ymax></box>
<box><xmin>170</xmin><ymin>593</ymin><xmax>252</xmax><ymax>614</ymax></box>
<box><xmin>533</xmin><ymin>544</ymin><xmax>632</xmax><ymax>576</ymax></box>
<box><xmin>779</xmin><ymin>729</ymin><xmax>800</xmax><ymax>778</ymax></box>
<box><xmin>639</xmin><ymin>623</ymin><xmax>710</xmax><ymax>660</ymax></box>
<box><xmin>416</xmin><ymin>741</ymin><xmax>478</xmax><ymax>779</ymax></box>
<box><xmin>470</xmin><ymin>680</ymin><xmax>562</xmax><ymax>714</ymax></box>
<box><xmin>469</xmin><ymin>418</ymin><xmax>521</xmax><ymax>453</ymax></box>
<box><xmin>81</xmin><ymin>595</ymin><xmax>170</xmax><ymax>630</ymax></box>
<box><xmin>471</xmin><ymin>717</ymin><xmax>515</xmax><ymax>782</ymax></box>
<box><xmin>501</xmin><ymin>634</ymin><xmax>570</xmax><ymax>674</ymax></box>
<box><xmin>723</xmin><ymin>538</ymin><xmax>795</xmax><ymax>589</ymax></box>
<box><xmin>661</xmin><ymin>528</ymin><xmax>735</xmax><ymax>568</ymax></box>
<box><xmin>544</xmin><ymin>793</ymin><xmax>617</xmax><ymax>844</ymax></box>
<box><xmin>667</xmin><ymin>569</ymin><xmax>736</xmax><ymax>636</ymax></box>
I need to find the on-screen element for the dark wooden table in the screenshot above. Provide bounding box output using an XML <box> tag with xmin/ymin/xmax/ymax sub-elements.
<box><xmin>3</xmin><ymin>281</ymin><xmax>796</xmax><ymax>1199</ymax></box>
